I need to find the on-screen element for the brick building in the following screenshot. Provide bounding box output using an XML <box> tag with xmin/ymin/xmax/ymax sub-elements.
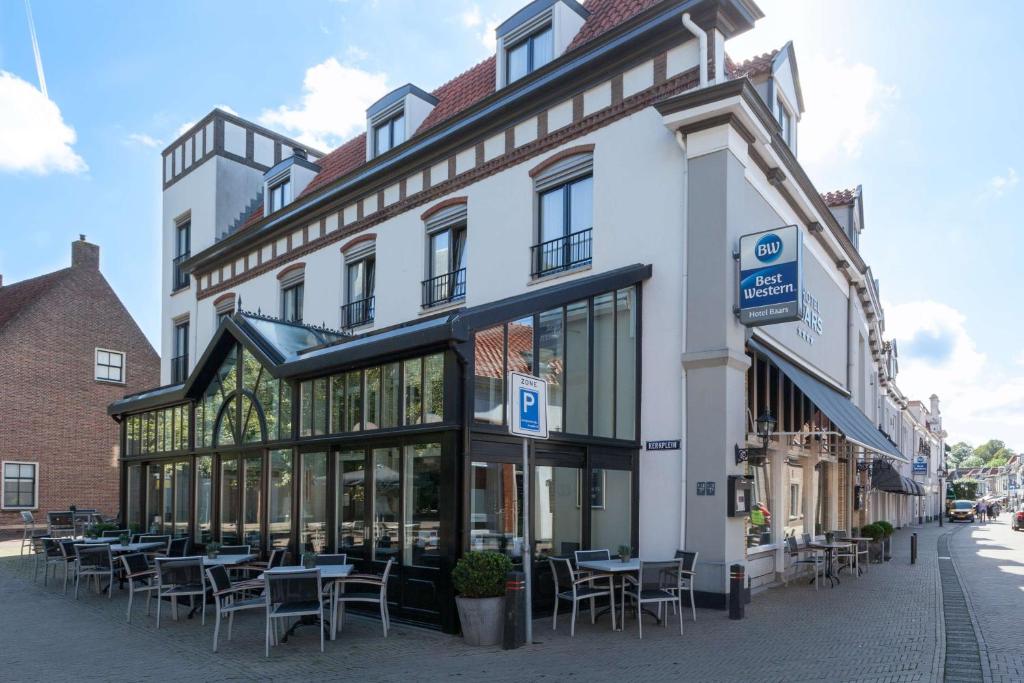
<box><xmin>0</xmin><ymin>237</ymin><xmax>158</xmax><ymax>529</ymax></box>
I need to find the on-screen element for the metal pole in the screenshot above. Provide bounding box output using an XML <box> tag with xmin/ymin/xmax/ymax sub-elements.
<box><xmin>939</xmin><ymin>477</ymin><xmax>944</xmax><ymax>527</ymax></box>
<box><xmin>522</xmin><ymin>437</ymin><xmax>532</xmax><ymax>644</ymax></box>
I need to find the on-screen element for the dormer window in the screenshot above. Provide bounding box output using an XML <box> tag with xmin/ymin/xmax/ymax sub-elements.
<box><xmin>506</xmin><ymin>25</ymin><xmax>553</xmax><ymax>83</ymax></box>
<box><xmin>777</xmin><ymin>99</ymin><xmax>793</xmax><ymax>147</ymax></box>
<box><xmin>269</xmin><ymin>177</ymin><xmax>292</xmax><ymax>212</ymax></box>
<box><xmin>373</xmin><ymin>113</ymin><xmax>406</xmax><ymax>157</ymax></box>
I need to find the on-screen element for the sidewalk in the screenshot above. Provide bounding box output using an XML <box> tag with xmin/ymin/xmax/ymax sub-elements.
<box><xmin>0</xmin><ymin>525</ymin><xmax>948</xmax><ymax>682</ymax></box>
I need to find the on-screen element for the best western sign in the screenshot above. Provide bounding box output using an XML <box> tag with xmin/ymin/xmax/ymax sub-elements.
<box><xmin>738</xmin><ymin>225</ymin><xmax>803</xmax><ymax>326</ymax></box>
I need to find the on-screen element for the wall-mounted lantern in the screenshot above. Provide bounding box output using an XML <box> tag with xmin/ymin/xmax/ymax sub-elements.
<box><xmin>735</xmin><ymin>411</ymin><xmax>776</xmax><ymax>466</ymax></box>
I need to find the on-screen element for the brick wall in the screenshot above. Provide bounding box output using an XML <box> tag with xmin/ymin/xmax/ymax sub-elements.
<box><xmin>0</xmin><ymin>243</ymin><xmax>159</xmax><ymax>528</ymax></box>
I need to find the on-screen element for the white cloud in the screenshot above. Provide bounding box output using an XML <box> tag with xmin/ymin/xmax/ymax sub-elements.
<box><xmin>0</xmin><ymin>70</ymin><xmax>86</xmax><ymax>174</ymax></box>
<box><xmin>175</xmin><ymin>104</ymin><xmax>239</xmax><ymax>137</ymax></box>
<box><xmin>259</xmin><ymin>58</ymin><xmax>389</xmax><ymax>150</ymax></box>
<box><xmin>795</xmin><ymin>54</ymin><xmax>897</xmax><ymax>165</ymax></box>
<box><xmin>126</xmin><ymin>132</ymin><xmax>162</xmax><ymax>148</ymax></box>
<box><xmin>457</xmin><ymin>4</ymin><xmax>499</xmax><ymax>52</ymax></box>
<box><xmin>886</xmin><ymin>300</ymin><xmax>1024</xmax><ymax>448</ymax></box>
<box><xmin>345</xmin><ymin>45</ymin><xmax>369</xmax><ymax>62</ymax></box>
<box><xmin>460</xmin><ymin>5</ymin><xmax>482</xmax><ymax>28</ymax></box>
<box><xmin>983</xmin><ymin>167</ymin><xmax>1018</xmax><ymax>199</ymax></box>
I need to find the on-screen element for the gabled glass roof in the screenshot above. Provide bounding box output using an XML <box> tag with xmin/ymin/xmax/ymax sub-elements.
<box><xmin>237</xmin><ymin>313</ymin><xmax>347</xmax><ymax>363</ymax></box>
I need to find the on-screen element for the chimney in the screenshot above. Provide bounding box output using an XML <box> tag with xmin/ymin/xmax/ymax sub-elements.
<box><xmin>72</xmin><ymin>234</ymin><xmax>99</xmax><ymax>270</ymax></box>
<box><xmin>929</xmin><ymin>394</ymin><xmax>940</xmax><ymax>416</ymax></box>
<box><xmin>292</xmin><ymin>146</ymin><xmax>307</xmax><ymax>161</ymax></box>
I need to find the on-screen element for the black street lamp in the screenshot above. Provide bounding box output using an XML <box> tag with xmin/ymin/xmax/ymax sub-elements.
<box><xmin>735</xmin><ymin>412</ymin><xmax>776</xmax><ymax>466</ymax></box>
<box><xmin>937</xmin><ymin>468</ymin><xmax>947</xmax><ymax>527</ymax></box>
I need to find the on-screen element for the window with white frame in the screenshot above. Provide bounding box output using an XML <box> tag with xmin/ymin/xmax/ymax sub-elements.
<box><xmin>2</xmin><ymin>462</ymin><xmax>37</xmax><ymax>509</ymax></box>
<box><xmin>423</xmin><ymin>205</ymin><xmax>467</xmax><ymax>308</ymax></box>
<box><xmin>777</xmin><ymin>98</ymin><xmax>793</xmax><ymax>147</ymax></box>
<box><xmin>95</xmin><ymin>348</ymin><xmax>125</xmax><ymax>383</ymax></box>
<box><xmin>269</xmin><ymin>176</ymin><xmax>292</xmax><ymax>213</ymax></box>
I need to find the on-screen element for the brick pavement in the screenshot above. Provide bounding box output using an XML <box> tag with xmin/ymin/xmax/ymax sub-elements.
<box><xmin>947</xmin><ymin>513</ymin><xmax>1024</xmax><ymax>683</ymax></box>
<box><xmin>0</xmin><ymin>525</ymin><xmax>950</xmax><ymax>682</ymax></box>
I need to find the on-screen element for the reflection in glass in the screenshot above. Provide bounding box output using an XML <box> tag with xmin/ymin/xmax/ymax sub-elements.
<box><xmin>538</xmin><ymin>308</ymin><xmax>564</xmax><ymax>431</ymax></box>
<box><xmin>163</xmin><ymin>463</ymin><xmax>174</xmax><ymax>536</ymax></box>
<box><xmin>220</xmin><ymin>458</ymin><xmax>239</xmax><ymax>544</ymax></box>
<box><xmin>345</xmin><ymin>371</ymin><xmax>362</xmax><ymax>431</ymax></box>
<box><xmin>746</xmin><ymin>460</ymin><xmax>772</xmax><ymax>547</ymax></box>
<box><xmin>269</xmin><ymin>450</ymin><xmax>292</xmax><ymax>550</ymax></box>
<box><xmin>507</xmin><ymin>317</ymin><xmax>534</xmax><ymax>375</ymax></box>
<box><xmin>365</xmin><ymin>366</ymin><xmax>380</xmax><ymax>430</ymax></box>
<box><xmin>404</xmin><ymin>358</ymin><xmax>422</xmax><ymax>425</ymax></box>
<box><xmin>126</xmin><ymin>465</ymin><xmax>141</xmax><ymax>531</ymax></box>
<box><xmin>565</xmin><ymin>300</ymin><xmax>589</xmax><ymax>434</ymax></box>
<box><xmin>424</xmin><ymin>354</ymin><xmax>444</xmax><ymax>423</ymax></box>
<box><xmin>314</xmin><ymin>378</ymin><xmax>329</xmax><ymax>436</ymax></box>
<box><xmin>534</xmin><ymin>465</ymin><xmax>581</xmax><ymax>558</ymax></box>
<box><xmin>473</xmin><ymin>326</ymin><xmax>505</xmax><ymax>424</ymax></box>
<box><xmin>592</xmin><ymin>293</ymin><xmax>615</xmax><ymax>437</ymax></box>
<box><xmin>373</xmin><ymin>448</ymin><xmax>401</xmax><ymax>561</ymax></box>
<box><xmin>174</xmin><ymin>461</ymin><xmax>190</xmax><ymax>538</ymax></box>
<box><xmin>590</xmin><ymin>469</ymin><xmax>631</xmax><ymax>551</ymax></box>
<box><xmin>300</xmin><ymin>452</ymin><xmax>327</xmax><ymax>552</ymax></box>
<box><xmin>243</xmin><ymin>455</ymin><xmax>262</xmax><ymax>549</ymax></box>
<box><xmin>337</xmin><ymin>450</ymin><xmax>365</xmax><ymax>558</ymax></box>
<box><xmin>196</xmin><ymin>456</ymin><xmax>213</xmax><ymax>544</ymax></box>
<box><xmin>381</xmin><ymin>363</ymin><xmax>400</xmax><ymax>428</ymax></box>
<box><xmin>403</xmin><ymin>443</ymin><xmax>441</xmax><ymax>567</ymax></box>
<box><xmin>469</xmin><ymin>462</ymin><xmax>524</xmax><ymax>558</ymax></box>
<box><xmin>615</xmin><ymin>288</ymin><xmax>637</xmax><ymax>440</ymax></box>
<box><xmin>147</xmin><ymin>465</ymin><xmax>161</xmax><ymax>534</ymax></box>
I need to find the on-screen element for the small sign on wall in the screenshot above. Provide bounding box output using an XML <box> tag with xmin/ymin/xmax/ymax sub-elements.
<box><xmin>696</xmin><ymin>481</ymin><xmax>716</xmax><ymax>496</ymax></box>
<box><xmin>646</xmin><ymin>440</ymin><xmax>681</xmax><ymax>451</ymax></box>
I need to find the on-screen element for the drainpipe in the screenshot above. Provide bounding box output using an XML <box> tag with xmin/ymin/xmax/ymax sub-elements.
<box><xmin>675</xmin><ymin>130</ymin><xmax>689</xmax><ymax>551</ymax></box>
<box><xmin>681</xmin><ymin>13</ymin><xmax>708</xmax><ymax>88</ymax></box>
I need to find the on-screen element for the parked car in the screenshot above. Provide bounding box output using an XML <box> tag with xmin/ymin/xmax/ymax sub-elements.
<box><xmin>1012</xmin><ymin>508</ymin><xmax>1024</xmax><ymax>531</ymax></box>
<box><xmin>949</xmin><ymin>500</ymin><xmax>976</xmax><ymax>523</ymax></box>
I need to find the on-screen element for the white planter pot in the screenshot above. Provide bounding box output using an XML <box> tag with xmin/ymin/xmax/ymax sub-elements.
<box><xmin>455</xmin><ymin>596</ymin><xmax>505</xmax><ymax>646</ymax></box>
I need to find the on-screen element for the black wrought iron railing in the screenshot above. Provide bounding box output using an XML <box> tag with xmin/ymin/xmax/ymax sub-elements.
<box><xmin>530</xmin><ymin>229</ymin><xmax>592</xmax><ymax>278</ymax></box>
<box><xmin>421</xmin><ymin>268</ymin><xmax>466</xmax><ymax>308</ymax></box>
<box><xmin>170</xmin><ymin>354</ymin><xmax>188</xmax><ymax>384</ymax></box>
<box><xmin>172</xmin><ymin>252</ymin><xmax>190</xmax><ymax>291</ymax></box>
<box><xmin>341</xmin><ymin>296</ymin><xmax>375</xmax><ymax>329</ymax></box>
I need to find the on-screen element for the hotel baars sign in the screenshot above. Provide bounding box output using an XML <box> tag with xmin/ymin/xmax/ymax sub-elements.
<box><xmin>737</xmin><ymin>225</ymin><xmax>804</xmax><ymax>326</ymax></box>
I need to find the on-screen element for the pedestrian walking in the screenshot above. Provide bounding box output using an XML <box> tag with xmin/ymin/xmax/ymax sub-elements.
<box><xmin>977</xmin><ymin>501</ymin><xmax>987</xmax><ymax>524</ymax></box>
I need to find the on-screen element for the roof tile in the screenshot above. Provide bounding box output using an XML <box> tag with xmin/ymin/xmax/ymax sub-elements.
<box><xmin>821</xmin><ymin>188</ymin><xmax>858</xmax><ymax>207</ymax></box>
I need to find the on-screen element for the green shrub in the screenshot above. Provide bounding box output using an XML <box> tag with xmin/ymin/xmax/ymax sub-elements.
<box><xmin>85</xmin><ymin>521</ymin><xmax>119</xmax><ymax>538</ymax></box>
<box><xmin>452</xmin><ymin>551</ymin><xmax>512</xmax><ymax>598</ymax></box>
<box><xmin>875</xmin><ymin>521</ymin><xmax>894</xmax><ymax>537</ymax></box>
<box><xmin>861</xmin><ymin>523</ymin><xmax>883</xmax><ymax>542</ymax></box>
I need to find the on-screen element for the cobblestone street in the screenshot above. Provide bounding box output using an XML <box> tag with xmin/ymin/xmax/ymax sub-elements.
<box><xmin>2</xmin><ymin>522</ymin><xmax>992</xmax><ymax>682</ymax></box>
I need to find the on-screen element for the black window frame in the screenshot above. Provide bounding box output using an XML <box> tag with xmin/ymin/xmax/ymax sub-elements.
<box><xmin>269</xmin><ymin>177</ymin><xmax>292</xmax><ymax>213</ymax></box>
<box><xmin>533</xmin><ymin>174</ymin><xmax>593</xmax><ymax>277</ymax></box>
<box><xmin>2</xmin><ymin>461</ymin><xmax>37</xmax><ymax>509</ymax></box>
<box><xmin>281</xmin><ymin>281</ymin><xmax>304</xmax><ymax>323</ymax></box>
<box><xmin>423</xmin><ymin>223</ymin><xmax>467</xmax><ymax>307</ymax></box>
<box><xmin>342</xmin><ymin>254</ymin><xmax>376</xmax><ymax>328</ymax></box>
<box><xmin>373</xmin><ymin>113</ymin><xmax>406</xmax><ymax>158</ymax></box>
<box><xmin>172</xmin><ymin>220</ymin><xmax>191</xmax><ymax>291</ymax></box>
<box><xmin>505</xmin><ymin>24</ymin><xmax>553</xmax><ymax>84</ymax></box>
<box><xmin>95</xmin><ymin>348</ymin><xmax>125</xmax><ymax>384</ymax></box>
<box><xmin>172</xmin><ymin>320</ymin><xmax>189</xmax><ymax>384</ymax></box>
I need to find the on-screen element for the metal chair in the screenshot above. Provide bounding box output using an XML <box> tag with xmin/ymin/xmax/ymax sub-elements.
<box><xmin>166</xmin><ymin>537</ymin><xmax>191</xmax><ymax>557</ymax></box>
<box><xmin>40</xmin><ymin>538</ymin><xmax>69</xmax><ymax>586</ymax></box>
<box><xmin>665</xmin><ymin>550</ymin><xmax>699</xmax><ymax>621</ymax></box>
<box><xmin>205</xmin><ymin>565</ymin><xmax>266</xmax><ymax>652</ymax></box>
<box><xmin>218</xmin><ymin>545</ymin><xmax>251</xmax><ymax>555</ymax></box>
<box><xmin>316</xmin><ymin>553</ymin><xmax>348</xmax><ymax>565</ymax></box>
<box><xmin>57</xmin><ymin>539</ymin><xmax>80</xmax><ymax>593</ymax></box>
<box><xmin>785</xmin><ymin>536</ymin><xmax>824</xmax><ymax>590</ymax></box>
<box><xmin>832</xmin><ymin>532</ymin><xmax>858</xmax><ymax>578</ymax></box>
<box><xmin>48</xmin><ymin>512</ymin><xmax>75</xmax><ymax>538</ymax></box>
<box><xmin>101</xmin><ymin>528</ymin><xmax>130</xmax><ymax>538</ymax></box>
<box><xmin>140</xmin><ymin>535</ymin><xmax>172</xmax><ymax>557</ymax></box>
<box><xmin>572</xmin><ymin>549</ymin><xmax>611</xmax><ymax>616</ymax></box>
<box><xmin>333</xmin><ymin>558</ymin><xmax>394</xmax><ymax>639</ymax></box>
<box><xmin>155</xmin><ymin>556</ymin><xmax>207</xmax><ymax>627</ymax></box>
<box><xmin>265</xmin><ymin>568</ymin><xmax>325</xmax><ymax>657</ymax></box>
<box><xmin>119</xmin><ymin>553</ymin><xmax>158</xmax><ymax>623</ymax></box>
<box><xmin>548</xmin><ymin>556</ymin><xmax>616</xmax><ymax>637</ymax></box>
<box><xmin>20</xmin><ymin>511</ymin><xmax>46</xmax><ymax>555</ymax></box>
<box><xmin>621</xmin><ymin>559</ymin><xmax>684</xmax><ymax>639</ymax></box>
<box><xmin>240</xmin><ymin>547</ymin><xmax>287</xmax><ymax>578</ymax></box>
<box><xmin>74</xmin><ymin>544</ymin><xmax>115</xmax><ymax>600</ymax></box>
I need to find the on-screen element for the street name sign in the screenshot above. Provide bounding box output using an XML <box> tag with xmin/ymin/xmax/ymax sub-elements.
<box><xmin>738</xmin><ymin>225</ymin><xmax>803</xmax><ymax>326</ymax></box>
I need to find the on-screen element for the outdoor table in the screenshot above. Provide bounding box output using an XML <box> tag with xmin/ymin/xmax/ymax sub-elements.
<box><xmin>840</xmin><ymin>537</ymin><xmax>871</xmax><ymax>576</ymax></box>
<box><xmin>108</xmin><ymin>542</ymin><xmax>164</xmax><ymax>553</ymax></box>
<box><xmin>203</xmin><ymin>553</ymin><xmax>258</xmax><ymax>566</ymax></box>
<box><xmin>578</xmin><ymin>558</ymin><xmax>647</xmax><ymax>631</ymax></box>
<box><xmin>808</xmin><ymin>542</ymin><xmax>853</xmax><ymax>588</ymax></box>
<box><xmin>264</xmin><ymin>565</ymin><xmax>355</xmax><ymax>641</ymax></box>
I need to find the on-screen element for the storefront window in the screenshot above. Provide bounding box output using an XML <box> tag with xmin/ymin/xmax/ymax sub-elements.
<box><xmin>269</xmin><ymin>450</ymin><xmax>292</xmax><ymax>549</ymax></box>
<box><xmin>147</xmin><ymin>464</ymin><xmax>161</xmax><ymax>533</ymax></box>
<box><xmin>469</xmin><ymin>462</ymin><xmax>524</xmax><ymax>558</ymax></box>
<box><xmin>243</xmin><ymin>455</ymin><xmax>262</xmax><ymax>548</ymax></box>
<box><xmin>508</xmin><ymin>317</ymin><xmax>534</xmax><ymax>375</ymax></box>
<box><xmin>126</xmin><ymin>465</ymin><xmax>141</xmax><ymax>531</ymax></box>
<box><xmin>345</xmin><ymin>370</ymin><xmax>362</xmax><ymax>430</ymax></box>
<box><xmin>365</xmin><ymin>367</ymin><xmax>381</xmax><ymax>429</ymax></box>
<box><xmin>534</xmin><ymin>465</ymin><xmax>582</xmax><ymax>558</ymax></box>
<box><xmin>565</xmin><ymin>300</ymin><xmax>589</xmax><ymax>434</ymax></box>
<box><xmin>474</xmin><ymin>325</ymin><xmax>505</xmax><ymax>424</ymax></box>
<box><xmin>615</xmin><ymin>289</ymin><xmax>636</xmax><ymax>440</ymax></box>
<box><xmin>382</xmin><ymin>362</ymin><xmax>401</xmax><ymax>428</ymax></box>
<box><xmin>746</xmin><ymin>461</ymin><xmax>772</xmax><ymax>547</ymax></box>
<box><xmin>300</xmin><ymin>451</ymin><xmax>327</xmax><ymax>552</ymax></box>
<box><xmin>404</xmin><ymin>358</ymin><xmax>423</xmax><ymax>425</ymax></box>
<box><xmin>538</xmin><ymin>308</ymin><xmax>564</xmax><ymax>432</ymax></box>
<box><xmin>174</xmin><ymin>461</ymin><xmax>190</xmax><ymax>538</ymax></box>
<box><xmin>220</xmin><ymin>458</ymin><xmax>240</xmax><ymax>543</ymax></box>
<box><xmin>403</xmin><ymin>443</ymin><xmax>441</xmax><ymax>567</ymax></box>
<box><xmin>337</xmin><ymin>450</ymin><xmax>365</xmax><ymax>558</ymax></box>
<box><xmin>784</xmin><ymin>463</ymin><xmax>803</xmax><ymax>539</ymax></box>
<box><xmin>590</xmin><ymin>468</ymin><xmax>631</xmax><ymax>551</ymax></box>
<box><xmin>592</xmin><ymin>293</ymin><xmax>615</xmax><ymax>437</ymax></box>
<box><xmin>816</xmin><ymin>462</ymin><xmax>830</xmax><ymax>535</ymax></box>
<box><xmin>196</xmin><ymin>456</ymin><xmax>213</xmax><ymax>544</ymax></box>
<box><xmin>162</xmin><ymin>463</ymin><xmax>174</xmax><ymax>536</ymax></box>
<box><xmin>424</xmin><ymin>354</ymin><xmax>444</xmax><ymax>424</ymax></box>
<box><xmin>373</xmin><ymin>447</ymin><xmax>401</xmax><ymax>561</ymax></box>
<box><xmin>216</xmin><ymin>397</ymin><xmax>237</xmax><ymax>446</ymax></box>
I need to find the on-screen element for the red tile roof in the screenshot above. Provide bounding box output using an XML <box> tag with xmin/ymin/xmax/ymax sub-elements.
<box><xmin>730</xmin><ymin>49</ymin><xmax>779</xmax><ymax>79</ymax></box>
<box><xmin>821</xmin><ymin>188</ymin><xmax>858</xmax><ymax>207</ymax></box>
<box><xmin>282</xmin><ymin>0</ymin><xmax>669</xmax><ymax>209</ymax></box>
<box><xmin>0</xmin><ymin>268</ymin><xmax>71</xmax><ymax>332</ymax></box>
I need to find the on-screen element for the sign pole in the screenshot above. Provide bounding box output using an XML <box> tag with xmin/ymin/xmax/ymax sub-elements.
<box><xmin>522</xmin><ymin>437</ymin><xmax>532</xmax><ymax>644</ymax></box>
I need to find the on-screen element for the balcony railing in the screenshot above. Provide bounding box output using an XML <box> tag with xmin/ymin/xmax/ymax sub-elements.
<box><xmin>170</xmin><ymin>354</ymin><xmax>188</xmax><ymax>384</ymax></box>
<box><xmin>421</xmin><ymin>268</ymin><xmax>466</xmax><ymax>308</ymax></box>
<box><xmin>531</xmin><ymin>228</ymin><xmax>592</xmax><ymax>278</ymax></box>
<box><xmin>341</xmin><ymin>296</ymin><xmax>375</xmax><ymax>329</ymax></box>
<box><xmin>172</xmin><ymin>252</ymin><xmax>190</xmax><ymax>291</ymax></box>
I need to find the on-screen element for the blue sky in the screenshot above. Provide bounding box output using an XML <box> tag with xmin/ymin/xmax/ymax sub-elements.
<box><xmin>1</xmin><ymin>0</ymin><xmax>1022</xmax><ymax>448</ymax></box>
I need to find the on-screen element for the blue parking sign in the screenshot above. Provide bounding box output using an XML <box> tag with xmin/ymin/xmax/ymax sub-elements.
<box><xmin>509</xmin><ymin>371</ymin><xmax>548</xmax><ymax>439</ymax></box>
<box><xmin>519</xmin><ymin>387</ymin><xmax>540</xmax><ymax>431</ymax></box>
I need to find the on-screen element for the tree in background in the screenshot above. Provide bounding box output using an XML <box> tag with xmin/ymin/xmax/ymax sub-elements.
<box><xmin>948</xmin><ymin>479</ymin><xmax>979</xmax><ymax>500</ymax></box>
<box><xmin>960</xmin><ymin>455</ymin><xmax>984</xmax><ymax>469</ymax></box>
<box><xmin>947</xmin><ymin>442</ymin><xmax>974</xmax><ymax>469</ymax></box>
<box><xmin>973</xmin><ymin>439</ymin><xmax>1015</xmax><ymax>465</ymax></box>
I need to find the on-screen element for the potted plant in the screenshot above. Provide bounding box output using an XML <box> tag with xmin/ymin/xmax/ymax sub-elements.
<box><xmin>302</xmin><ymin>551</ymin><xmax>318</xmax><ymax>568</ymax></box>
<box><xmin>876</xmin><ymin>521</ymin><xmax>894</xmax><ymax>561</ymax></box>
<box><xmin>119</xmin><ymin>532</ymin><xmax>130</xmax><ymax>546</ymax></box>
<box><xmin>206</xmin><ymin>542</ymin><xmax>221</xmax><ymax>559</ymax></box>
<box><xmin>617</xmin><ymin>544</ymin><xmax>632</xmax><ymax>563</ymax></box>
<box><xmin>862</xmin><ymin>523</ymin><xmax>884</xmax><ymax>563</ymax></box>
<box><xmin>452</xmin><ymin>551</ymin><xmax>512</xmax><ymax>646</ymax></box>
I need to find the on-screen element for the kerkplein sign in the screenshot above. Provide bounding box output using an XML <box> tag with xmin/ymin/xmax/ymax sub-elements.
<box><xmin>737</xmin><ymin>225</ymin><xmax>803</xmax><ymax>326</ymax></box>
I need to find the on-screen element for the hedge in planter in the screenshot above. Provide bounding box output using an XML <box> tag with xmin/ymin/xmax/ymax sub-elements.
<box><xmin>875</xmin><ymin>521</ymin><xmax>894</xmax><ymax>561</ymax></box>
<box><xmin>452</xmin><ymin>551</ymin><xmax>512</xmax><ymax>646</ymax></box>
<box><xmin>862</xmin><ymin>523</ymin><xmax>884</xmax><ymax>564</ymax></box>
